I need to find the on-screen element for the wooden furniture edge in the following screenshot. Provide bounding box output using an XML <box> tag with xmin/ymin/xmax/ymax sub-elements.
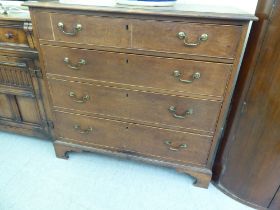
<box><xmin>23</xmin><ymin>2</ymin><xmax>257</xmax><ymax>21</ymax></box>
<box><xmin>212</xmin><ymin>182</ymin><xmax>267</xmax><ymax>210</ymax></box>
<box><xmin>54</xmin><ymin>140</ymin><xmax>212</xmax><ymax>188</ymax></box>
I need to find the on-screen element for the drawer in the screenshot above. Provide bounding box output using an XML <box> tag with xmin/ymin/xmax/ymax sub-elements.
<box><xmin>42</xmin><ymin>12</ymin><xmax>131</xmax><ymax>48</ymax></box>
<box><xmin>54</xmin><ymin>111</ymin><xmax>213</xmax><ymax>166</ymax></box>
<box><xmin>35</xmin><ymin>12</ymin><xmax>241</xmax><ymax>59</ymax></box>
<box><xmin>0</xmin><ymin>27</ymin><xmax>28</xmax><ymax>46</ymax></box>
<box><xmin>48</xmin><ymin>79</ymin><xmax>221</xmax><ymax>133</ymax></box>
<box><xmin>132</xmin><ymin>20</ymin><xmax>242</xmax><ymax>59</ymax></box>
<box><xmin>42</xmin><ymin>45</ymin><xmax>231</xmax><ymax>98</ymax></box>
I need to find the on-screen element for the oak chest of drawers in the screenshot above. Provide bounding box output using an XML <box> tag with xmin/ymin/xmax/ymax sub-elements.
<box><xmin>26</xmin><ymin>2</ymin><xmax>256</xmax><ymax>188</ymax></box>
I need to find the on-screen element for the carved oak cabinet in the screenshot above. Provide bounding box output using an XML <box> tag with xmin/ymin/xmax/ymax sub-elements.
<box><xmin>25</xmin><ymin>2</ymin><xmax>256</xmax><ymax>188</ymax></box>
<box><xmin>0</xmin><ymin>14</ymin><xmax>51</xmax><ymax>138</ymax></box>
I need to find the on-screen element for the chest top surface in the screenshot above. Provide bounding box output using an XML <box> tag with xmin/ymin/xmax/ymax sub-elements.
<box><xmin>24</xmin><ymin>1</ymin><xmax>257</xmax><ymax>21</ymax></box>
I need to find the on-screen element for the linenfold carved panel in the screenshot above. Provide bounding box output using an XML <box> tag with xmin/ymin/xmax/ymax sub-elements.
<box><xmin>0</xmin><ymin>61</ymin><xmax>32</xmax><ymax>88</ymax></box>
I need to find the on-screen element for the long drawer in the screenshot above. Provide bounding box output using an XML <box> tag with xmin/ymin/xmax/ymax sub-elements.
<box><xmin>42</xmin><ymin>45</ymin><xmax>231</xmax><ymax>99</ymax></box>
<box><xmin>48</xmin><ymin>78</ymin><xmax>221</xmax><ymax>133</ymax></box>
<box><xmin>54</xmin><ymin>111</ymin><xmax>213</xmax><ymax>166</ymax></box>
<box><xmin>34</xmin><ymin>12</ymin><xmax>242</xmax><ymax>59</ymax></box>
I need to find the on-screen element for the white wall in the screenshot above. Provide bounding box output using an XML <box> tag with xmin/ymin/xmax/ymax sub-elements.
<box><xmin>57</xmin><ymin>0</ymin><xmax>258</xmax><ymax>15</ymax></box>
<box><xmin>178</xmin><ymin>0</ymin><xmax>258</xmax><ymax>14</ymax></box>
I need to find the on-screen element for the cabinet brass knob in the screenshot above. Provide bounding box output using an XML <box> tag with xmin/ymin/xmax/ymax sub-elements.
<box><xmin>69</xmin><ymin>91</ymin><xmax>90</xmax><ymax>103</ymax></box>
<box><xmin>168</xmin><ymin>106</ymin><xmax>193</xmax><ymax>119</ymax></box>
<box><xmin>173</xmin><ymin>70</ymin><xmax>201</xmax><ymax>83</ymax></box>
<box><xmin>165</xmin><ymin>140</ymin><xmax>188</xmax><ymax>151</ymax></box>
<box><xmin>74</xmin><ymin>125</ymin><xmax>93</xmax><ymax>134</ymax></box>
<box><xmin>4</xmin><ymin>32</ymin><xmax>14</xmax><ymax>39</ymax></box>
<box><xmin>57</xmin><ymin>22</ymin><xmax>82</xmax><ymax>36</ymax></box>
<box><xmin>177</xmin><ymin>32</ymin><xmax>208</xmax><ymax>47</ymax></box>
<box><xmin>64</xmin><ymin>57</ymin><xmax>86</xmax><ymax>70</ymax></box>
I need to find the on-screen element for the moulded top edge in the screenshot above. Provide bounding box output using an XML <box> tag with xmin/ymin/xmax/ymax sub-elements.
<box><xmin>23</xmin><ymin>2</ymin><xmax>258</xmax><ymax>21</ymax></box>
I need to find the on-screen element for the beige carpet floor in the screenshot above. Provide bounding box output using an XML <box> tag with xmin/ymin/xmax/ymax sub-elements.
<box><xmin>0</xmin><ymin>132</ymin><xmax>253</xmax><ymax>210</ymax></box>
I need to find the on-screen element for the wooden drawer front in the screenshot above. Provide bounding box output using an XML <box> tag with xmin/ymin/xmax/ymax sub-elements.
<box><xmin>42</xmin><ymin>45</ymin><xmax>231</xmax><ymax>98</ymax></box>
<box><xmin>49</xmin><ymin>79</ymin><xmax>221</xmax><ymax>133</ymax></box>
<box><xmin>55</xmin><ymin>111</ymin><xmax>212</xmax><ymax>166</ymax></box>
<box><xmin>35</xmin><ymin>12</ymin><xmax>241</xmax><ymax>59</ymax></box>
<box><xmin>49</xmin><ymin>13</ymin><xmax>131</xmax><ymax>48</ymax></box>
<box><xmin>0</xmin><ymin>27</ymin><xmax>28</xmax><ymax>46</ymax></box>
<box><xmin>132</xmin><ymin>20</ymin><xmax>242</xmax><ymax>59</ymax></box>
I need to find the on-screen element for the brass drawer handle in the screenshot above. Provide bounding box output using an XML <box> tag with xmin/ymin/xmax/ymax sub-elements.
<box><xmin>64</xmin><ymin>57</ymin><xmax>86</xmax><ymax>70</ymax></box>
<box><xmin>177</xmin><ymin>32</ymin><xmax>208</xmax><ymax>47</ymax></box>
<box><xmin>74</xmin><ymin>125</ymin><xmax>93</xmax><ymax>134</ymax></box>
<box><xmin>168</xmin><ymin>106</ymin><xmax>193</xmax><ymax>119</ymax></box>
<box><xmin>165</xmin><ymin>140</ymin><xmax>188</xmax><ymax>151</ymax></box>
<box><xmin>57</xmin><ymin>22</ymin><xmax>82</xmax><ymax>36</ymax></box>
<box><xmin>173</xmin><ymin>70</ymin><xmax>201</xmax><ymax>84</ymax></box>
<box><xmin>69</xmin><ymin>91</ymin><xmax>90</xmax><ymax>103</ymax></box>
<box><xmin>4</xmin><ymin>32</ymin><xmax>14</xmax><ymax>39</ymax></box>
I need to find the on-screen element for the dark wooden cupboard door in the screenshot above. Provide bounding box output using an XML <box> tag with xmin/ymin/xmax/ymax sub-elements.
<box><xmin>0</xmin><ymin>94</ymin><xmax>41</xmax><ymax>124</ymax></box>
<box><xmin>0</xmin><ymin>18</ymin><xmax>52</xmax><ymax>139</ymax></box>
<box><xmin>0</xmin><ymin>56</ymin><xmax>50</xmax><ymax>138</ymax></box>
<box><xmin>0</xmin><ymin>94</ymin><xmax>15</xmax><ymax>120</ymax></box>
<box><xmin>213</xmin><ymin>0</ymin><xmax>280</xmax><ymax>209</ymax></box>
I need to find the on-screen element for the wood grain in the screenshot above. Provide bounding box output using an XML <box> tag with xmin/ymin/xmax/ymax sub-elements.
<box><xmin>26</xmin><ymin>2</ymin><xmax>253</xmax><ymax>189</ymax></box>
<box><xmin>132</xmin><ymin>19</ymin><xmax>242</xmax><ymax>59</ymax></box>
<box><xmin>54</xmin><ymin>111</ymin><xmax>212</xmax><ymax>166</ymax></box>
<box><xmin>0</xmin><ymin>19</ymin><xmax>51</xmax><ymax>139</ymax></box>
<box><xmin>48</xmin><ymin>78</ymin><xmax>221</xmax><ymax>134</ymax></box>
<box><xmin>24</xmin><ymin>2</ymin><xmax>257</xmax><ymax>21</ymax></box>
<box><xmin>213</xmin><ymin>0</ymin><xmax>280</xmax><ymax>209</ymax></box>
<box><xmin>0</xmin><ymin>26</ymin><xmax>28</xmax><ymax>46</ymax></box>
<box><xmin>42</xmin><ymin>45</ymin><xmax>232</xmax><ymax>99</ymax></box>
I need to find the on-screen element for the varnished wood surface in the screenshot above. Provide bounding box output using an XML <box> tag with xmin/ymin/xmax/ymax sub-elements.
<box><xmin>0</xmin><ymin>18</ymin><xmax>51</xmax><ymax>139</ymax></box>
<box><xmin>54</xmin><ymin>139</ymin><xmax>212</xmax><ymax>188</ymax></box>
<box><xmin>34</xmin><ymin>11</ymin><xmax>242</xmax><ymax>60</ymax></box>
<box><xmin>0</xmin><ymin>55</ymin><xmax>33</xmax><ymax>89</ymax></box>
<box><xmin>27</xmin><ymin>2</ymin><xmax>252</xmax><ymax>189</ymax></box>
<box><xmin>0</xmin><ymin>27</ymin><xmax>28</xmax><ymax>46</ymax></box>
<box><xmin>51</xmin><ymin>13</ymin><xmax>131</xmax><ymax>48</ymax></box>
<box><xmin>48</xmin><ymin>78</ymin><xmax>221</xmax><ymax>134</ymax></box>
<box><xmin>42</xmin><ymin>45</ymin><xmax>231</xmax><ymax>100</ymax></box>
<box><xmin>0</xmin><ymin>93</ymin><xmax>14</xmax><ymax>119</ymax></box>
<box><xmin>54</xmin><ymin>111</ymin><xmax>212</xmax><ymax>166</ymax></box>
<box><xmin>24</xmin><ymin>2</ymin><xmax>257</xmax><ymax>21</ymax></box>
<box><xmin>131</xmin><ymin>19</ymin><xmax>242</xmax><ymax>59</ymax></box>
<box><xmin>213</xmin><ymin>0</ymin><xmax>280</xmax><ymax>209</ymax></box>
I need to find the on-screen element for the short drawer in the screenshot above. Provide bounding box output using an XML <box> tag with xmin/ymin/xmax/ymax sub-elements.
<box><xmin>48</xmin><ymin>78</ymin><xmax>221</xmax><ymax>133</ymax></box>
<box><xmin>132</xmin><ymin>20</ymin><xmax>242</xmax><ymax>59</ymax></box>
<box><xmin>54</xmin><ymin>111</ymin><xmax>213</xmax><ymax>166</ymax></box>
<box><xmin>36</xmin><ymin>12</ymin><xmax>131</xmax><ymax>48</ymax></box>
<box><xmin>0</xmin><ymin>27</ymin><xmax>28</xmax><ymax>46</ymax></box>
<box><xmin>42</xmin><ymin>45</ymin><xmax>231</xmax><ymax>98</ymax></box>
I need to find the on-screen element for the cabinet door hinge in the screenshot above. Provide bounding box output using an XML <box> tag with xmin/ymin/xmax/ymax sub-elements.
<box><xmin>43</xmin><ymin>120</ymin><xmax>54</xmax><ymax>129</ymax></box>
<box><xmin>23</xmin><ymin>22</ymin><xmax>33</xmax><ymax>32</ymax></box>
<box><xmin>29</xmin><ymin>68</ymin><xmax>43</xmax><ymax>78</ymax></box>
